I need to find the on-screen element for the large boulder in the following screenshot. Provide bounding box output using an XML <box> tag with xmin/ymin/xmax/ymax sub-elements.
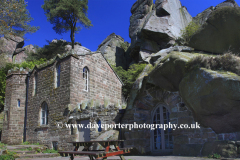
<box><xmin>179</xmin><ymin>68</ymin><xmax>240</xmax><ymax>133</ymax></box>
<box><xmin>147</xmin><ymin>50</ymin><xmax>203</xmax><ymax>91</ymax></box>
<box><xmin>0</xmin><ymin>35</ymin><xmax>24</xmax><ymax>62</ymax></box>
<box><xmin>201</xmin><ymin>141</ymin><xmax>238</xmax><ymax>158</ymax></box>
<box><xmin>189</xmin><ymin>0</ymin><xmax>240</xmax><ymax>54</ymax></box>
<box><xmin>129</xmin><ymin>0</ymin><xmax>192</xmax><ymax>62</ymax></box>
<box><xmin>97</xmin><ymin>33</ymin><xmax>131</xmax><ymax>69</ymax></box>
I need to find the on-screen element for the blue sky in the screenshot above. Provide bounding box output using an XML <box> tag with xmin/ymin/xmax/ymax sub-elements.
<box><xmin>24</xmin><ymin>0</ymin><xmax>239</xmax><ymax>51</ymax></box>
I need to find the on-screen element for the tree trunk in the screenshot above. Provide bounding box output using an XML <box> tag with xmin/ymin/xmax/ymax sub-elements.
<box><xmin>70</xmin><ymin>27</ymin><xmax>74</xmax><ymax>50</ymax></box>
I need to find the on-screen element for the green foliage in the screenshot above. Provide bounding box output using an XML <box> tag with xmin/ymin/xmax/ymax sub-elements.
<box><xmin>0</xmin><ymin>143</ymin><xmax>6</xmax><ymax>150</ymax></box>
<box><xmin>0</xmin><ymin>54</ymin><xmax>7</xmax><ymax>69</ymax></box>
<box><xmin>120</xmin><ymin>42</ymin><xmax>129</xmax><ymax>52</ymax></box>
<box><xmin>36</xmin><ymin>148</ymin><xmax>41</xmax><ymax>153</ymax></box>
<box><xmin>186</xmin><ymin>52</ymin><xmax>240</xmax><ymax>75</ymax></box>
<box><xmin>42</xmin><ymin>148</ymin><xmax>58</xmax><ymax>153</ymax></box>
<box><xmin>0</xmin><ymin>151</ymin><xmax>17</xmax><ymax>160</ymax></box>
<box><xmin>25</xmin><ymin>40</ymin><xmax>69</xmax><ymax>61</ymax></box>
<box><xmin>0</xmin><ymin>0</ymin><xmax>39</xmax><ymax>37</ymax></box>
<box><xmin>0</xmin><ymin>59</ymin><xmax>46</xmax><ymax>112</ymax></box>
<box><xmin>42</xmin><ymin>0</ymin><xmax>93</xmax><ymax>49</ymax></box>
<box><xmin>208</xmin><ymin>153</ymin><xmax>221</xmax><ymax>159</ymax></box>
<box><xmin>27</xmin><ymin>147</ymin><xmax>32</xmax><ymax>151</ymax></box>
<box><xmin>112</xmin><ymin>63</ymin><xmax>147</xmax><ymax>99</ymax></box>
<box><xmin>181</xmin><ymin>20</ymin><xmax>200</xmax><ymax>44</ymax></box>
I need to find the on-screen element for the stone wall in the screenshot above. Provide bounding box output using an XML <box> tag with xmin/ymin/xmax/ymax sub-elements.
<box><xmin>70</xmin><ymin>52</ymin><xmax>122</xmax><ymax>106</ymax></box>
<box><xmin>122</xmin><ymin>85</ymin><xmax>240</xmax><ymax>157</ymax></box>
<box><xmin>2</xmin><ymin>70</ymin><xmax>28</xmax><ymax>144</ymax></box>
<box><xmin>26</xmin><ymin>56</ymin><xmax>72</xmax><ymax>149</ymax></box>
<box><xmin>25</xmin><ymin>53</ymin><xmax>122</xmax><ymax>150</ymax></box>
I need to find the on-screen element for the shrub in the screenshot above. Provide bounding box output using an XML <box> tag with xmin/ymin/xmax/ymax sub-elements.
<box><xmin>181</xmin><ymin>20</ymin><xmax>200</xmax><ymax>44</ymax></box>
<box><xmin>186</xmin><ymin>52</ymin><xmax>240</xmax><ymax>75</ymax></box>
<box><xmin>0</xmin><ymin>151</ymin><xmax>17</xmax><ymax>160</ymax></box>
<box><xmin>25</xmin><ymin>40</ymin><xmax>69</xmax><ymax>61</ymax></box>
<box><xmin>27</xmin><ymin>147</ymin><xmax>32</xmax><ymax>151</ymax></box>
<box><xmin>112</xmin><ymin>63</ymin><xmax>147</xmax><ymax>100</ymax></box>
<box><xmin>208</xmin><ymin>153</ymin><xmax>221</xmax><ymax>159</ymax></box>
<box><xmin>120</xmin><ymin>42</ymin><xmax>129</xmax><ymax>52</ymax></box>
<box><xmin>0</xmin><ymin>142</ymin><xmax>6</xmax><ymax>149</ymax></box>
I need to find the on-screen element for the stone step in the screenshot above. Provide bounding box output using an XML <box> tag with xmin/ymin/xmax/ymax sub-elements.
<box><xmin>13</xmin><ymin>150</ymin><xmax>36</xmax><ymax>154</ymax></box>
<box><xmin>6</xmin><ymin>145</ymin><xmax>45</xmax><ymax>150</ymax></box>
<box><xmin>16</xmin><ymin>153</ymin><xmax>59</xmax><ymax>159</ymax></box>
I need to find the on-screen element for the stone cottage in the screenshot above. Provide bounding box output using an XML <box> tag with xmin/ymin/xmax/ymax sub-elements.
<box><xmin>2</xmin><ymin>0</ymin><xmax>240</xmax><ymax>157</ymax></box>
<box><xmin>1</xmin><ymin>51</ymin><xmax>123</xmax><ymax>150</ymax></box>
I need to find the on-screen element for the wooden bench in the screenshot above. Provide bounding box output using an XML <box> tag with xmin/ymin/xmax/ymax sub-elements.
<box><xmin>59</xmin><ymin>151</ymin><xmax>105</xmax><ymax>159</ymax></box>
<box><xmin>59</xmin><ymin>147</ymin><xmax>132</xmax><ymax>160</ymax></box>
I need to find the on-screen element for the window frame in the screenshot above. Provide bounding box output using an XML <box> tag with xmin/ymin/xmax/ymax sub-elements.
<box><xmin>33</xmin><ymin>72</ymin><xmax>37</xmax><ymax>95</ymax></box>
<box><xmin>17</xmin><ymin>99</ymin><xmax>20</xmax><ymax>107</ymax></box>
<box><xmin>40</xmin><ymin>102</ymin><xmax>48</xmax><ymax>125</ymax></box>
<box><xmin>56</xmin><ymin>63</ymin><xmax>61</xmax><ymax>88</ymax></box>
<box><xmin>83</xmin><ymin>67</ymin><xmax>89</xmax><ymax>91</ymax></box>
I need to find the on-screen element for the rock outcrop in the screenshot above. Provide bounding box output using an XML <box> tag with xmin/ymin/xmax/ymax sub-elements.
<box><xmin>0</xmin><ymin>35</ymin><xmax>25</xmax><ymax>62</ymax></box>
<box><xmin>189</xmin><ymin>0</ymin><xmax>240</xmax><ymax>54</ymax></box>
<box><xmin>126</xmin><ymin>48</ymin><xmax>240</xmax><ymax>134</ymax></box>
<box><xmin>97</xmin><ymin>33</ymin><xmax>131</xmax><ymax>69</ymax></box>
<box><xmin>128</xmin><ymin>0</ymin><xmax>192</xmax><ymax>62</ymax></box>
<box><xmin>179</xmin><ymin>68</ymin><xmax>240</xmax><ymax>134</ymax></box>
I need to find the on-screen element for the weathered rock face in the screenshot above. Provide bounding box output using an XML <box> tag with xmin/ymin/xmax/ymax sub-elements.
<box><xmin>148</xmin><ymin>51</ymin><xmax>195</xmax><ymax>92</ymax></box>
<box><xmin>23</xmin><ymin>44</ymin><xmax>36</xmax><ymax>54</ymax></box>
<box><xmin>124</xmin><ymin>50</ymin><xmax>240</xmax><ymax>156</ymax></box>
<box><xmin>189</xmin><ymin>0</ymin><xmax>240</xmax><ymax>54</ymax></box>
<box><xmin>179</xmin><ymin>68</ymin><xmax>240</xmax><ymax>134</ymax></box>
<box><xmin>0</xmin><ymin>35</ymin><xmax>24</xmax><ymax>62</ymax></box>
<box><xmin>129</xmin><ymin>0</ymin><xmax>192</xmax><ymax>62</ymax></box>
<box><xmin>201</xmin><ymin>141</ymin><xmax>238</xmax><ymax>158</ymax></box>
<box><xmin>97</xmin><ymin>33</ymin><xmax>131</xmax><ymax>69</ymax></box>
<box><xmin>65</xmin><ymin>44</ymin><xmax>91</xmax><ymax>55</ymax></box>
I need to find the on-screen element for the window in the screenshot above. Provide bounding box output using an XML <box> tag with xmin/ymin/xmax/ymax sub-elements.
<box><xmin>97</xmin><ymin>120</ymin><xmax>102</xmax><ymax>132</ymax></box>
<box><xmin>5</xmin><ymin>111</ymin><xmax>8</xmax><ymax>121</ymax></box>
<box><xmin>33</xmin><ymin>73</ymin><xmax>37</xmax><ymax>95</ymax></box>
<box><xmin>71</xmin><ymin>125</ymin><xmax>74</xmax><ymax>135</ymax></box>
<box><xmin>83</xmin><ymin>67</ymin><xmax>89</xmax><ymax>91</ymax></box>
<box><xmin>52</xmin><ymin>141</ymin><xmax>58</xmax><ymax>150</ymax></box>
<box><xmin>152</xmin><ymin>105</ymin><xmax>173</xmax><ymax>151</ymax></box>
<box><xmin>41</xmin><ymin>102</ymin><xmax>48</xmax><ymax>125</ymax></box>
<box><xmin>56</xmin><ymin>64</ymin><xmax>61</xmax><ymax>88</ymax></box>
<box><xmin>17</xmin><ymin>99</ymin><xmax>20</xmax><ymax>107</ymax></box>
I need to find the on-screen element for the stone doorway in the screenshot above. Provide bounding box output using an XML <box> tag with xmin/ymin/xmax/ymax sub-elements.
<box><xmin>151</xmin><ymin>104</ymin><xmax>173</xmax><ymax>154</ymax></box>
<box><xmin>77</xmin><ymin>119</ymin><xmax>91</xmax><ymax>142</ymax></box>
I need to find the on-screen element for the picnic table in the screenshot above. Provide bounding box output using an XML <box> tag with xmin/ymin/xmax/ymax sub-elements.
<box><xmin>58</xmin><ymin>140</ymin><xmax>132</xmax><ymax>160</ymax></box>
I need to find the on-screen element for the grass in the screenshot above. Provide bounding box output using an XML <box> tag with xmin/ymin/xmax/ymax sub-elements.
<box><xmin>21</xmin><ymin>141</ymin><xmax>40</xmax><ymax>145</ymax></box>
<box><xmin>186</xmin><ymin>52</ymin><xmax>240</xmax><ymax>75</ymax></box>
<box><xmin>0</xmin><ymin>151</ymin><xmax>17</xmax><ymax>160</ymax></box>
<box><xmin>0</xmin><ymin>142</ymin><xmax>6</xmax><ymax>150</ymax></box>
<box><xmin>42</xmin><ymin>149</ymin><xmax>59</xmax><ymax>154</ymax></box>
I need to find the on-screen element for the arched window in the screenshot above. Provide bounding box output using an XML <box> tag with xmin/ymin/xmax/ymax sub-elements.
<box><xmin>33</xmin><ymin>73</ymin><xmax>37</xmax><ymax>95</ymax></box>
<box><xmin>56</xmin><ymin>63</ymin><xmax>61</xmax><ymax>88</ymax></box>
<box><xmin>41</xmin><ymin>102</ymin><xmax>48</xmax><ymax>125</ymax></box>
<box><xmin>71</xmin><ymin>125</ymin><xmax>74</xmax><ymax>135</ymax></box>
<box><xmin>97</xmin><ymin>120</ymin><xmax>102</xmax><ymax>132</ymax></box>
<box><xmin>152</xmin><ymin>104</ymin><xmax>173</xmax><ymax>151</ymax></box>
<box><xmin>17</xmin><ymin>99</ymin><xmax>20</xmax><ymax>107</ymax></box>
<box><xmin>83</xmin><ymin>67</ymin><xmax>89</xmax><ymax>91</ymax></box>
